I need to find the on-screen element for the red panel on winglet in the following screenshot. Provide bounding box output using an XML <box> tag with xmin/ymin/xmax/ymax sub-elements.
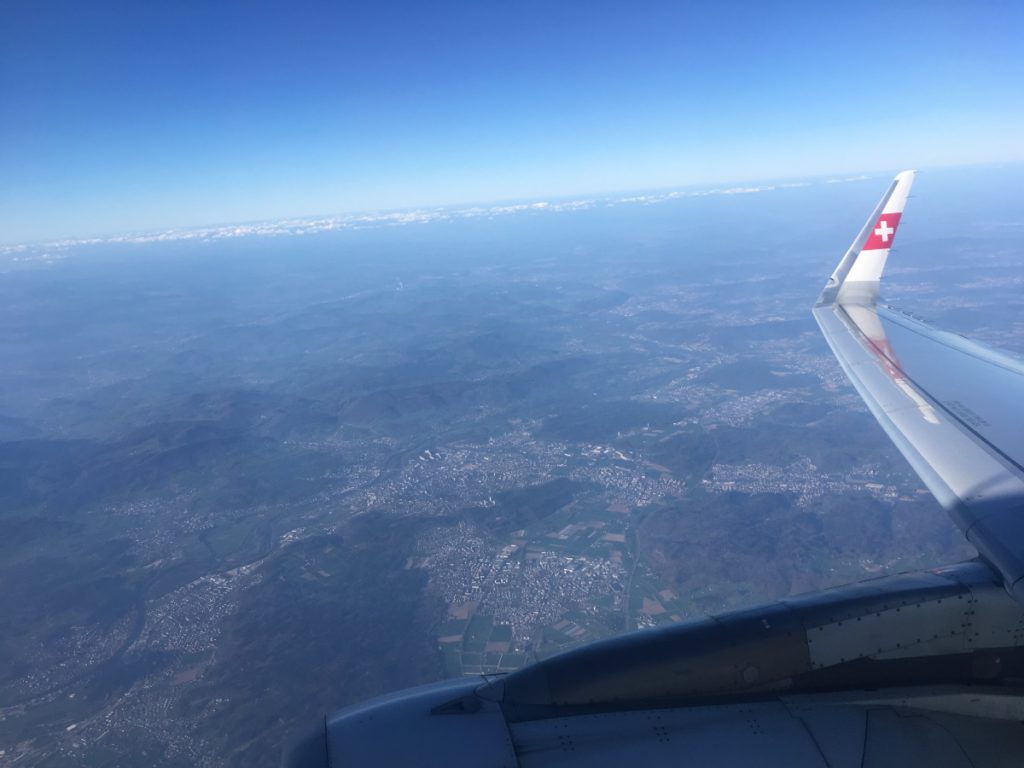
<box><xmin>862</xmin><ymin>212</ymin><xmax>902</xmax><ymax>251</ymax></box>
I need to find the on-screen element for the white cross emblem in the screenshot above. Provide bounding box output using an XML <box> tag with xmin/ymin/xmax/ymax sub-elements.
<box><xmin>874</xmin><ymin>219</ymin><xmax>894</xmax><ymax>243</ymax></box>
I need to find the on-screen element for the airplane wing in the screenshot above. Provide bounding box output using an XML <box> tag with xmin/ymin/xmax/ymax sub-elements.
<box><xmin>813</xmin><ymin>170</ymin><xmax>1024</xmax><ymax>601</ymax></box>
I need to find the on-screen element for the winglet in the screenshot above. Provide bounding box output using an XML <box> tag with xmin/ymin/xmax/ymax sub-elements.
<box><xmin>819</xmin><ymin>170</ymin><xmax>915</xmax><ymax>304</ymax></box>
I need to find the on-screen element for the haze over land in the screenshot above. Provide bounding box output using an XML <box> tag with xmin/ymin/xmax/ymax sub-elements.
<box><xmin>1</xmin><ymin>165</ymin><xmax>1022</xmax><ymax>766</ymax></box>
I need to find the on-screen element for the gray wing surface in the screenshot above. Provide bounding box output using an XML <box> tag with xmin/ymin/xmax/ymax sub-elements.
<box><xmin>814</xmin><ymin>170</ymin><xmax>1024</xmax><ymax>601</ymax></box>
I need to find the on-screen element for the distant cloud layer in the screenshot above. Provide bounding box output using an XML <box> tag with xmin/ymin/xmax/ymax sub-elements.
<box><xmin>0</xmin><ymin>176</ymin><xmax>871</xmax><ymax>263</ymax></box>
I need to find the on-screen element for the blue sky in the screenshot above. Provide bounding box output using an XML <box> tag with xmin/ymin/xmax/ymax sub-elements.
<box><xmin>2</xmin><ymin>0</ymin><xmax>1022</xmax><ymax>244</ymax></box>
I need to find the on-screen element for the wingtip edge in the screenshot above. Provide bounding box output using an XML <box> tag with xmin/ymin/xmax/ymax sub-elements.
<box><xmin>817</xmin><ymin>170</ymin><xmax>916</xmax><ymax>306</ymax></box>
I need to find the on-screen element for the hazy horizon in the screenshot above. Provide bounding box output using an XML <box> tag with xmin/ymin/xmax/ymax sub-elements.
<box><xmin>3</xmin><ymin>2</ymin><xmax>1023</xmax><ymax>244</ymax></box>
<box><xmin>5</xmin><ymin>159</ymin><xmax>1021</xmax><ymax>252</ymax></box>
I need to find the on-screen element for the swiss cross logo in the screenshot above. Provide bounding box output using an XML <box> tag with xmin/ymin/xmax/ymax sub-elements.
<box><xmin>863</xmin><ymin>212</ymin><xmax>902</xmax><ymax>250</ymax></box>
